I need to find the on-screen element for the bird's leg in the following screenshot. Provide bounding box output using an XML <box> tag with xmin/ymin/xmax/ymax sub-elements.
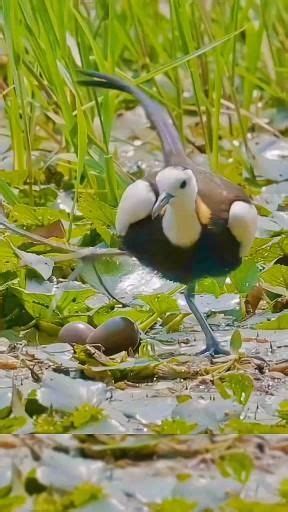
<box><xmin>184</xmin><ymin>285</ymin><xmax>230</xmax><ymax>356</ymax></box>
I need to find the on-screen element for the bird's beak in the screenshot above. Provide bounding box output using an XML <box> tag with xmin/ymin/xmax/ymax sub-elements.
<box><xmin>152</xmin><ymin>192</ymin><xmax>174</xmax><ymax>219</ymax></box>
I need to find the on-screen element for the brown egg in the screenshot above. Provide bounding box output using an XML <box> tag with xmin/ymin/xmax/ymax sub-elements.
<box><xmin>86</xmin><ymin>317</ymin><xmax>140</xmax><ymax>356</ymax></box>
<box><xmin>58</xmin><ymin>322</ymin><xmax>95</xmax><ymax>345</ymax></box>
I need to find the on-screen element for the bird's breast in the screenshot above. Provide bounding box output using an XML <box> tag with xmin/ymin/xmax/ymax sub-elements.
<box><xmin>162</xmin><ymin>202</ymin><xmax>202</xmax><ymax>248</ymax></box>
<box><xmin>123</xmin><ymin>216</ymin><xmax>241</xmax><ymax>284</ymax></box>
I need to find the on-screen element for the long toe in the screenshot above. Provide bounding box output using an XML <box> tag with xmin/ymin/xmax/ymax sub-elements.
<box><xmin>195</xmin><ymin>337</ymin><xmax>230</xmax><ymax>357</ymax></box>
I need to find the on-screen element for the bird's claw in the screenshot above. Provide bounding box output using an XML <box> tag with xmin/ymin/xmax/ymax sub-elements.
<box><xmin>195</xmin><ymin>337</ymin><xmax>230</xmax><ymax>358</ymax></box>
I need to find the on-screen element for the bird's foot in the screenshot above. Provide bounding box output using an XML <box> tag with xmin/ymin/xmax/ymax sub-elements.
<box><xmin>195</xmin><ymin>335</ymin><xmax>230</xmax><ymax>358</ymax></box>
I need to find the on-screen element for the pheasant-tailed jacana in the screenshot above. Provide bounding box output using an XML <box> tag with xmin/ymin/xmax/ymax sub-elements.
<box><xmin>78</xmin><ymin>71</ymin><xmax>258</xmax><ymax>356</ymax></box>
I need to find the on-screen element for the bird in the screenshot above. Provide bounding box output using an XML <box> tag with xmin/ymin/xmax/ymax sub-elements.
<box><xmin>78</xmin><ymin>71</ymin><xmax>258</xmax><ymax>356</ymax></box>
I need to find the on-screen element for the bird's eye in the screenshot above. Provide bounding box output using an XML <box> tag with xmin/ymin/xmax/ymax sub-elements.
<box><xmin>180</xmin><ymin>180</ymin><xmax>187</xmax><ymax>189</ymax></box>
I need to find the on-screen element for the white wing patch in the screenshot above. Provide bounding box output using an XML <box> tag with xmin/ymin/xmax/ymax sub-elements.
<box><xmin>228</xmin><ymin>201</ymin><xmax>258</xmax><ymax>257</ymax></box>
<box><xmin>116</xmin><ymin>180</ymin><xmax>156</xmax><ymax>236</ymax></box>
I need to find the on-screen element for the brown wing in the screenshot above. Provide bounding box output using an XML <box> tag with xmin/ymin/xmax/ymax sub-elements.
<box><xmin>194</xmin><ymin>168</ymin><xmax>251</xmax><ymax>230</ymax></box>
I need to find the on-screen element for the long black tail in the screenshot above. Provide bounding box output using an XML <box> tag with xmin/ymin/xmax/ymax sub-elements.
<box><xmin>78</xmin><ymin>70</ymin><xmax>188</xmax><ymax>167</ymax></box>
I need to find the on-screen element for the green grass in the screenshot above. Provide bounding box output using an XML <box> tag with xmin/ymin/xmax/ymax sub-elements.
<box><xmin>1</xmin><ymin>0</ymin><xmax>287</xmax><ymax>207</ymax></box>
<box><xmin>0</xmin><ymin>0</ymin><xmax>287</xmax><ymax>334</ymax></box>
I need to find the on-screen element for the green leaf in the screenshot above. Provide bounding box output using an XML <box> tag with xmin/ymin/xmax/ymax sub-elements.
<box><xmin>0</xmin><ymin>495</ymin><xmax>26</xmax><ymax>512</ymax></box>
<box><xmin>221</xmin><ymin>496</ymin><xmax>288</xmax><ymax>512</ymax></box>
<box><xmin>10</xmin><ymin>283</ymin><xmax>95</xmax><ymax>321</ymax></box>
<box><xmin>34</xmin><ymin>414</ymin><xmax>66</xmax><ymax>434</ymax></box>
<box><xmin>279</xmin><ymin>479</ymin><xmax>288</xmax><ymax>502</ymax></box>
<box><xmin>139</xmin><ymin>294</ymin><xmax>180</xmax><ymax>316</ymax></box>
<box><xmin>230</xmin><ymin>329</ymin><xmax>243</xmax><ymax>354</ymax></box>
<box><xmin>78</xmin><ymin>193</ymin><xmax>116</xmax><ymax>226</ymax></box>
<box><xmin>249</xmin><ymin>235</ymin><xmax>287</xmax><ymax>265</ymax></box>
<box><xmin>230</xmin><ymin>260</ymin><xmax>259</xmax><ymax>294</ymax></box>
<box><xmin>0</xmin><ymin>416</ymin><xmax>27</xmax><ymax>433</ymax></box>
<box><xmin>14</xmin><ymin>248</ymin><xmax>54</xmax><ymax>280</ymax></box>
<box><xmin>78</xmin><ymin>193</ymin><xmax>117</xmax><ymax>245</ymax></box>
<box><xmin>61</xmin><ymin>482</ymin><xmax>105</xmax><ymax>508</ymax></box>
<box><xmin>150</xmin><ymin>497</ymin><xmax>197</xmax><ymax>512</ymax></box>
<box><xmin>70</xmin><ymin>404</ymin><xmax>105</xmax><ymax>428</ymax></box>
<box><xmin>84</xmin><ymin>357</ymin><xmax>160</xmax><ymax>383</ymax></box>
<box><xmin>9</xmin><ymin>205</ymin><xmax>69</xmax><ymax>227</ymax></box>
<box><xmin>261</xmin><ymin>265</ymin><xmax>288</xmax><ymax>296</ymax></box>
<box><xmin>10</xmin><ymin>286</ymin><xmax>55</xmax><ymax>321</ymax></box>
<box><xmin>256</xmin><ymin>313</ymin><xmax>288</xmax><ymax>330</ymax></box>
<box><xmin>0</xmin><ymin>170</ymin><xmax>28</xmax><ymax>187</ymax></box>
<box><xmin>136</xmin><ymin>27</ymin><xmax>245</xmax><ymax>83</ymax></box>
<box><xmin>216</xmin><ymin>451</ymin><xmax>254</xmax><ymax>484</ymax></box>
<box><xmin>277</xmin><ymin>401</ymin><xmax>288</xmax><ymax>423</ymax></box>
<box><xmin>34</xmin><ymin>404</ymin><xmax>106</xmax><ymax>433</ymax></box>
<box><xmin>0</xmin><ymin>240</ymin><xmax>19</xmax><ymax>272</ymax></box>
<box><xmin>0</xmin><ymin>179</ymin><xmax>19</xmax><ymax>206</ymax></box>
<box><xmin>224</xmin><ymin>419</ymin><xmax>288</xmax><ymax>434</ymax></box>
<box><xmin>151</xmin><ymin>418</ymin><xmax>197</xmax><ymax>435</ymax></box>
<box><xmin>93</xmin><ymin>306</ymin><xmax>150</xmax><ymax>327</ymax></box>
<box><xmin>249</xmin><ymin>237</ymin><xmax>288</xmax><ymax>266</ymax></box>
<box><xmin>34</xmin><ymin>483</ymin><xmax>106</xmax><ymax>512</ymax></box>
<box><xmin>34</xmin><ymin>493</ymin><xmax>62</xmax><ymax>512</ymax></box>
<box><xmin>196</xmin><ymin>277</ymin><xmax>226</xmax><ymax>297</ymax></box>
<box><xmin>215</xmin><ymin>373</ymin><xmax>254</xmax><ymax>405</ymax></box>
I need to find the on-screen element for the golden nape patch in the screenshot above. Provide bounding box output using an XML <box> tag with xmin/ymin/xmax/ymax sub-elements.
<box><xmin>196</xmin><ymin>196</ymin><xmax>212</xmax><ymax>225</ymax></box>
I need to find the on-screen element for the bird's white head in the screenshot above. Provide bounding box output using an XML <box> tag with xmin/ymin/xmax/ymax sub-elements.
<box><xmin>152</xmin><ymin>166</ymin><xmax>198</xmax><ymax>218</ymax></box>
<box><xmin>152</xmin><ymin>166</ymin><xmax>201</xmax><ymax>247</ymax></box>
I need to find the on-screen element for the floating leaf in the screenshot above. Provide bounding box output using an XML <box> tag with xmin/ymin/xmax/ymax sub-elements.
<box><xmin>34</xmin><ymin>493</ymin><xmax>62</xmax><ymax>512</ymax></box>
<box><xmin>70</xmin><ymin>404</ymin><xmax>106</xmax><ymax>428</ymax></box>
<box><xmin>9</xmin><ymin>205</ymin><xmax>69</xmax><ymax>227</ymax></box>
<box><xmin>151</xmin><ymin>418</ymin><xmax>197</xmax><ymax>435</ymax></box>
<box><xmin>279</xmin><ymin>479</ymin><xmax>288</xmax><ymax>502</ymax></box>
<box><xmin>230</xmin><ymin>260</ymin><xmax>259</xmax><ymax>294</ymax></box>
<box><xmin>84</xmin><ymin>357</ymin><xmax>160</xmax><ymax>383</ymax></box>
<box><xmin>0</xmin><ymin>416</ymin><xmax>27</xmax><ymax>434</ymax></box>
<box><xmin>230</xmin><ymin>329</ymin><xmax>243</xmax><ymax>354</ymax></box>
<box><xmin>221</xmin><ymin>496</ymin><xmax>288</xmax><ymax>511</ymax></box>
<box><xmin>15</xmin><ymin>248</ymin><xmax>54</xmax><ymax>280</ymax></box>
<box><xmin>216</xmin><ymin>451</ymin><xmax>254</xmax><ymax>484</ymax></box>
<box><xmin>215</xmin><ymin>373</ymin><xmax>254</xmax><ymax>406</ymax></box>
<box><xmin>34</xmin><ymin>414</ymin><xmax>66</xmax><ymax>434</ymax></box>
<box><xmin>0</xmin><ymin>170</ymin><xmax>27</xmax><ymax>187</ymax></box>
<box><xmin>150</xmin><ymin>498</ymin><xmax>197</xmax><ymax>512</ymax></box>
<box><xmin>10</xmin><ymin>281</ymin><xmax>95</xmax><ymax>321</ymax></box>
<box><xmin>93</xmin><ymin>305</ymin><xmax>150</xmax><ymax>327</ymax></box>
<box><xmin>261</xmin><ymin>265</ymin><xmax>288</xmax><ymax>296</ymax></box>
<box><xmin>0</xmin><ymin>240</ymin><xmax>18</xmax><ymax>272</ymax></box>
<box><xmin>0</xmin><ymin>495</ymin><xmax>26</xmax><ymax>512</ymax></box>
<box><xmin>34</xmin><ymin>404</ymin><xmax>106</xmax><ymax>434</ymax></box>
<box><xmin>61</xmin><ymin>482</ymin><xmax>105</xmax><ymax>508</ymax></box>
<box><xmin>277</xmin><ymin>401</ymin><xmax>288</xmax><ymax>423</ymax></box>
<box><xmin>78</xmin><ymin>193</ymin><xmax>116</xmax><ymax>226</ymax></box>
<box><xmin>139</xmin><ymin>293</ymin><xmax>180</xmax><ymax>316</ymax></box>
<box><xmin>0</xmin><ymin>178</ymin><xmax>18</xmax><ymax>206</ymax></box>
<box><xmin>256</xmin><ymin>313</ymin><xmax>288</xmax><ymax>330</ymax></box>
<box><xmin>224</xmin><ymin>419</ymin><xmax>288</xmax><ymax>434</ymax></box>
<box><xmin>249</xmin><ymin>237</ymin><xmax>288</xmax><ymax>265</ymax></box>
<box><xmin>196</xmin><ymin>277</ymin><xmax>226</xmax><ymax>297</ymax></box>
